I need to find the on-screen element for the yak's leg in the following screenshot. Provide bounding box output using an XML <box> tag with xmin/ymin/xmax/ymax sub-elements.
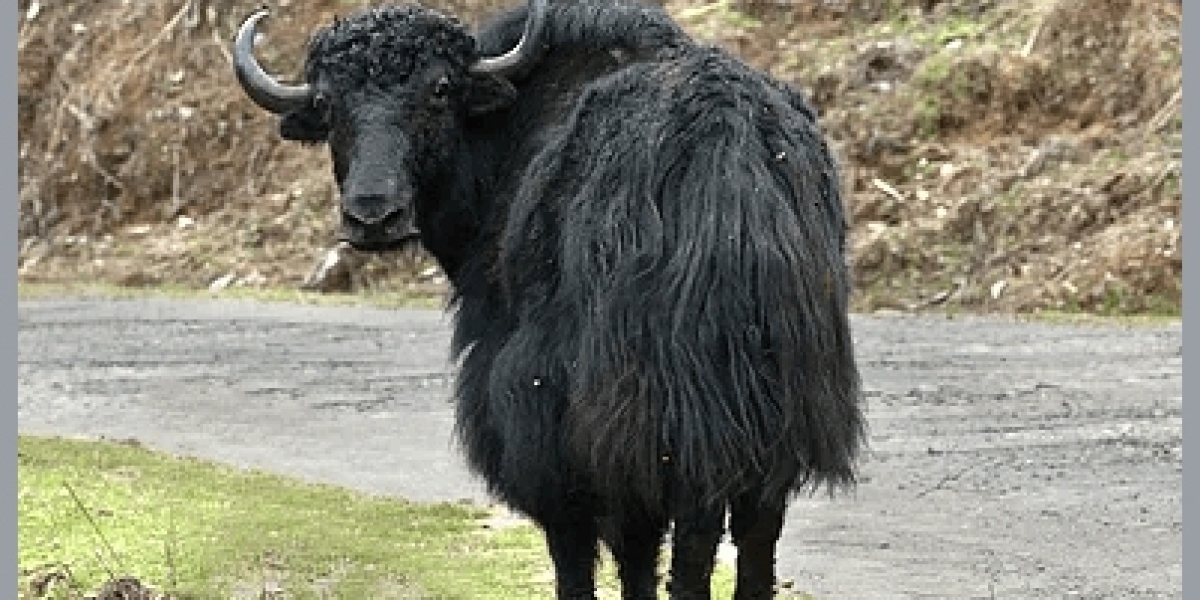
<box><xmin>601</xmin><ymin>513</ymin><xmax>668</xmax><ymax>600</ymax></box>
<box><xmin>729</xmin><ymin>493</ymin><xmax>787</xmax><ymax>600</ymax></box>
<box><xmin>666</xmin><ymin>497</ymin><xmax>725</xmax><ymax>600</ymax></box>
<box><xmin>541</xmin><ymin>504</ymin><xmax>600</xmax><ymax>600</ymax></box>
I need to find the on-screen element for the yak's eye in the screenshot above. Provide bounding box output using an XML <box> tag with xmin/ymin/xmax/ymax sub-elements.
<box><xmin>312</xmin><ymin>92</ymin><xmax>332</xmax><ymax>120</ymax></box>
<box><xmin>431</xmin><ymin>76</ymin><xmax>452</xmax><ymax>100</ymax></box>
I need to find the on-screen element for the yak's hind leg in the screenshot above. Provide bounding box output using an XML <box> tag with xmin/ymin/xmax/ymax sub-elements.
<box><xmin>729</xmin><ymin>492</ymin><xmax>787</xmax><ymax>600</ymax></box>
<box><xmin>666</xmin><ymin>495</ymin><xmax>725</xmax><ymax>600</ymax></box>
<box><xmin>539</xmin><ymin>496</ymin><xmax>601</xmax><ymax>600</ymax></box>
<box><xmin>599</xmin><ymin>511</ymin><xmax>668</xmax><ymax>599</ymax></box>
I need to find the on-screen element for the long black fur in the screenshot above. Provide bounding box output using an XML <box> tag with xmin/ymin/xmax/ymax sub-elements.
<box><xmin>468</xmin><ymin>1</ymin><xmax>863</xmax><ymax>515</ymax></box>
<box><xmin>508</xmin><ymin>51</ymin><xmax>860</xmax><ymax>509</ymax></box>
<box><xmin>262</xmin><ymin>1</ymin><xmax>865</xmax><ymax>596</ymax></box>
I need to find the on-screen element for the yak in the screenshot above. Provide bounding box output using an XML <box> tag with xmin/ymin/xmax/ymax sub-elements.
<box><xmin>232</xmin><ymin>1</ymin><xmax>865</xmax><ymax>598</ymax></box>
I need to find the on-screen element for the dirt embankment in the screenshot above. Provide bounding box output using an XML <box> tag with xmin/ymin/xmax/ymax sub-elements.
<box><xmin>17</xmin><ymin>0</ymin><xmax>1182</xmax><ymax>315</ymax></box>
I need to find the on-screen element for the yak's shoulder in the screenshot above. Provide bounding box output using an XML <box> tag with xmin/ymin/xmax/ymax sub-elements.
<box><xmin>561</xmin><ymin>46</ymin><xmax>819</xmax><ymax>138</ymax></box>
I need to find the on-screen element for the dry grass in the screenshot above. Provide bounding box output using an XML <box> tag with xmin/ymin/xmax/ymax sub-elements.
<box><xmin>693</xmin><ymin>0</ymin><xmax>1182</xmax><ymax>314</ymax></box>
<box><xmin>17</xmin><ymin>0</ymin><xmax>1182</xmax><ymax>315</ymax></box>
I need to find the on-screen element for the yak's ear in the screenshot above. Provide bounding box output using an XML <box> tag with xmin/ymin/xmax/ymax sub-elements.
<box><xmin>464</xmin><ymin>73</ymin><xmax>517</xmax><ymax>117</ymax></box>
<box><xmin>279</xmin><ymin>108</ymin><xmax>329</xmax><ymax>143</ymax></box>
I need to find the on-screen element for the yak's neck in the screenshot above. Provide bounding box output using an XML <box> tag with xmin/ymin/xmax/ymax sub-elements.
<box><xmin>412</xmin><ymin>156</ymin><xmax>490</xmax><ymax>285</ymax></box>
<box><xmin>414</xmin><ymin>120</ymin><xmax>528</xmax><ymax>293</ymax></box>
<box><xmin>415</xmin><ymin>86</ymin><xmax>566</xmax><ymax>287</ymax></box>
<box><xmin>418</xmin><ymin>3</ymin><xmax>691</xmax><ymax>291</ymax></box>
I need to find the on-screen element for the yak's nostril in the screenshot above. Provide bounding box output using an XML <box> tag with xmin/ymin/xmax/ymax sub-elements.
<box><xmin>343</xmin><ymin>194</ymin><xmax>394</xmax><ymax>226</ymax></box>
<box><xmin>342</xmin><ymin>194</ymin><xmax>413</xmax><ymax>228</ymax></box>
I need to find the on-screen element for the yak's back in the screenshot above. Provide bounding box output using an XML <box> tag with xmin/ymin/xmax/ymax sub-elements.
<box><xmin>495</xmin><ymin>46</ymin><xmax>865</xmax><ymax>510</ymax></box>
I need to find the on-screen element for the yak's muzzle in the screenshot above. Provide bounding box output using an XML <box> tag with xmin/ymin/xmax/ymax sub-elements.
<box><xmin>338</xmin><ymin>185</ymin><xmax>419</xmax><ymax>252</ymax></box>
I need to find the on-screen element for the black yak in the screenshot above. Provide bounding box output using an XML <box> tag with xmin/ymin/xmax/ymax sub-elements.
<box><xmin>232</xmin><ymin>1</ymin><xmax>865</xmax><ymax>597</ymax></box>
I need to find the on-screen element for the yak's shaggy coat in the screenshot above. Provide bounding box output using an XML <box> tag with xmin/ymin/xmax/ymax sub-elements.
<box><xmin>458</xmin><ymin>2</ymin><xmax>862</xmax><ymax>518</ymax></box>
<box><xmin>236</xmin><ymin>2</ymin><xmax>865</xmax><ymax>597</ymax></box>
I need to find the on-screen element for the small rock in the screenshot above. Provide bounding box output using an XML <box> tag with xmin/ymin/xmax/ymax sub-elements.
<box><xmin>301</xmin><ymin>242</ymin><xmax>365</xmax><ymax>293</ymax></box>
<box><xmin>237</xmin><ymin>270</ymin><xmax>266</xmax><ymax>287</ymax></box>
<box><xmin>990</xmin><ymin>279</ymin><xmax>1007</xmax><ymax>299</ymax></box>
<box><xmin>209</xmin><ymin>272</ymin><xmax>236</xmax><ymax>292</ymax></box>
<box><xmin>93</xmin><ymin>576</ymin><xmax>155</xmax><ymax>600</ymax></box>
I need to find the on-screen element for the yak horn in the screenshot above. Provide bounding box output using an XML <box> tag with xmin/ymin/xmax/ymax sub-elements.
<box><xmin>233</xmin><ymin>9</ymin><xmax>313</xmax><ymax>114</ymax></box>
<box><xmin>469</xmin><ymin>0</ymin><xmax>549</xmax><ymax>77</ymax></box>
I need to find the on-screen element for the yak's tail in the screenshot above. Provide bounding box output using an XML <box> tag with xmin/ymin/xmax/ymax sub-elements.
<box><xmin>501</xmin><ymin>49</ymin><xmax>865</xmax><ymax>511</ymax></box>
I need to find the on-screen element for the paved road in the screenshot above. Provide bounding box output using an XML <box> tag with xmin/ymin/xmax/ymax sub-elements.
<box><xmin>18</xmin><ymin>298</ymin><xmax>1182</xmax><ymax>599</ymax></box>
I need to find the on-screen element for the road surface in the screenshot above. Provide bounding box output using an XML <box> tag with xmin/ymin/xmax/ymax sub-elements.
<box><xmin>18</xmin><ymin>298</ymin><xmax>1182</xmax><ymax>599</ymax></box>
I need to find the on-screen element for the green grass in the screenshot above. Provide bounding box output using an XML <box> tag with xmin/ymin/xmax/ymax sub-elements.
<box><xmin>1017</xmin><ymin>309</ymin><xmax>1181</xmax><ymax>327</ymax></box>
<box><xmin>17</xmin><ymin>281</ymin><xmax>445</xmax><ymax>310</ymax></box>
<box><xmin>18</xmin><ymin>436</ymin><xmax>743</xmax><ymax>599</ymax></box>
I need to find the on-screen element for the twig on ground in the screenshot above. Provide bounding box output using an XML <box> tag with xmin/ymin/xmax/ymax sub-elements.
<box><xmin>908</xmin><ymin>280</ymin><xmax>964</xmax><ymax>311</ymax></box>
<box><xmin>171</xmin><ymin>146</ymin><xmax>184</xmax><ymax>218</ymax></box>
<box><xmin>1021</xmin><ymin>12</ymin><xmax>1046</xmax><ymax>58</ymax></box>
<box><xmin>1147</xmin><ymin>85</ymin><xmax>1182</xmax><ymax>132</ymax></box>
<box><xmin>1145</xmin><ymin>161</ymin><xmax>1180</xmax><ymax>196</ymax></box>
<box><xmin>165</xmin><ymin>504</ymin><xmax>180</xmax><ymax>593</ymax></box>
<box><xmin>63</xmin><ymin>482</ymin><xmax>123</xmax><ymax>582</ymax></box>
<box><xmin>212</xmin><ymin>26</ymin><xmax>233</xmax><ymax>66</ymax></box>
<box><xmin>871</xmin><ymin>178</ymin><xmax>905</xmax><ymax>203</ymax></box>
<box><xmin>112</xmin><ymin>0</ymin><xmax>194</xmax><ymax>93</ymax></box>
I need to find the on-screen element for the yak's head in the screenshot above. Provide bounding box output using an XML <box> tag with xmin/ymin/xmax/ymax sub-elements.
<box><xmin>233</xmin><ymin>1</ymin><xmax>547</xmax><ymax>251</ymax></box>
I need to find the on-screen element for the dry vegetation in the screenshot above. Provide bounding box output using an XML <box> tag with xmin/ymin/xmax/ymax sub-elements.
<box><xmin>17</xmin><ymin>0</ymin><xmax>1182</xmax><ymax>315</ymax></box>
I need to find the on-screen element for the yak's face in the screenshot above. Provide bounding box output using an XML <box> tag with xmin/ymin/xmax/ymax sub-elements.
<box><xmin>281</xmin><ymin>8</ymin><xmax>519</xmax><ymax>252</ymax></box>
<box><xmin>234</xmin><ymin>5</ymin><xmax>532</xmax><ymax>252</ymax></box>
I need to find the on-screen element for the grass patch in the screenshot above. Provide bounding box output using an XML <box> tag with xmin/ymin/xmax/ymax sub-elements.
<box><xmin>19</xmin><ymin>436</ymin><xmax>744</xmax><ymax>599</ymax></box>
<box><xmin>1019</xmin><ymin>308</ymin><xmax>1182</xmax><ymax>327</ymax></box>
<box><xmin>17</xmin><ymin>281</ymin><xmax>445</xmax><ymax>311</ymax></box>
<box><xmin>18</xmin><ymin>435</ymin><xmax>553</xmax><ymax>598</ymax></box>
<box><xmin>929</xmin><ymin>17</ymin><xmax>986</xmax><ymax>46</ymax></box>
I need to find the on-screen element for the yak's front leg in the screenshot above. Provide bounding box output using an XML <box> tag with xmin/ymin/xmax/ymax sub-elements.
<box><xmin>666</xmin><ymin>498</ymin><xmax>724</xmax><ymax>600</ymax></box>
<box><xmin>730</xmin><ymin>493</ymin><xmax>787</xmax><ymax>600</ymax></box>
<box><xmin>541</xmin><ymin>504</ymin><xmax>600</xmax><ymax>600</ymax></box>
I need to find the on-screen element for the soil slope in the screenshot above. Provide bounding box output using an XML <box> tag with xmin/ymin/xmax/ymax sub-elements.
<box><xmin>17</xmin><ymin>0</ymin><xmax>1182</xmax><ymax>315</ymax></box>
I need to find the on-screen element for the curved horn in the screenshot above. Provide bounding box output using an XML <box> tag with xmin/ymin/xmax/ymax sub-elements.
<box><xmin>233</xmin><ymin>9</ymin><xmax>312</xmax><ymax>114</ymax></box>
<box><xmin>469</xmin><ymin>0</ymin><xmax>549</xmax><ymax>77</ymax></box>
